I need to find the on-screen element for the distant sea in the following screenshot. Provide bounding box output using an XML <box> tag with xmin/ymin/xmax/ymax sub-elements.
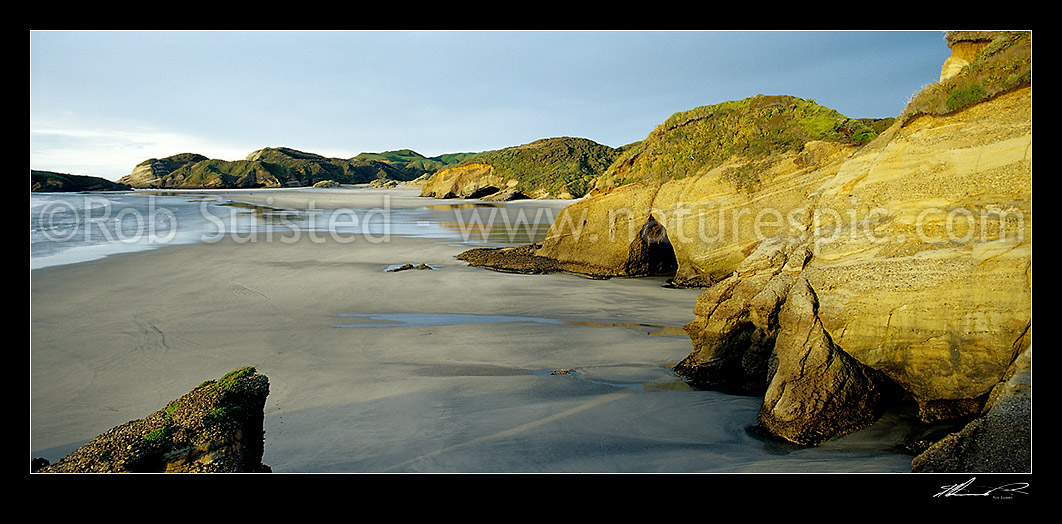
<box><xmin>30</xmin><ymin>191</ymin><xmax>253</xmax><ymax>271</ymax></box>
<box><xmin>29</xmin><ymin>189</ymin><xmax>554</xmax><ymax>271</ymax></box>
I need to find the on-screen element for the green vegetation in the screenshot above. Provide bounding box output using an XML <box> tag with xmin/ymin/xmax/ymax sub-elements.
<box><xmin>142</xmin><ymin>426</ymin><xmax>171</xmax><ymax>443</ymax></box>
<box><xmin>120</xmin><ymin>147</ymin><xmax>469</xmax><ymax>189</ymax></box>
<box><xmin>903</xmin><ymin>31</ymin><xmax>1031</xmax><ymax>120</ymax></box>
<box><xmin>209</xmin><ymin>406</ymin><xmax>247</xmax><ymax>421</ymax></box>
<box><xmin>217</xmin><ymin>366</ymin><xmax>257</xmax><ymax>393</ymax></box>
<box><xmin>601</xmin><ymin>95</ymin><xmax>880</xmax><ymax>191</ymax></box>
<box><xmin>353</xmin><ymin>149</ymin><xmax>478</xmax><ymax>173</ymax></box>
<box><xmin>164</xmin><ymin>402</ymin><xmax>181</xmax><ymax>420</ymax></box>
<box><xmin>195</xmin><ymin>366</ymin><xmax>257</xmax><ymax>393</ymax></box>
<box><xmin>447</xmin><ymin>137</ymin><xmax>622</xmax><ymax>197</ymax></box>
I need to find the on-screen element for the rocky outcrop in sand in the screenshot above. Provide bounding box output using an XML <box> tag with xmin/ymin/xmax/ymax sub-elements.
<box><xmin>33</xmin><ymin>367</ymin><xmax>270</xmax><ymax>473</ymax></box>
<box><xmin>459</xmin><ymin>96</ymin><xmax>877</xmax><ymax>285</ymax></box>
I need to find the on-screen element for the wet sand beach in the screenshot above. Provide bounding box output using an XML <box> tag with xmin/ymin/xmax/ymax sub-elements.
<box><xmin>30</xmin><ymin>188</ymin><xmax>917</xmax><ymax>473</ymax></box>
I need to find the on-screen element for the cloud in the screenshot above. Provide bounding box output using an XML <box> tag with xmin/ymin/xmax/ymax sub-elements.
<box><xmin>30</xmin><ymin>117</ymin><xmax>252</xmax><ymax>181</ymax></box>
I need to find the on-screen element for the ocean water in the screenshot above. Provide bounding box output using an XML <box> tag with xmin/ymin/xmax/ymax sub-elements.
<box><xmin>29</xmin><ymin>189</ymin><xmax>556</xmax><ymax>270</ymax></box>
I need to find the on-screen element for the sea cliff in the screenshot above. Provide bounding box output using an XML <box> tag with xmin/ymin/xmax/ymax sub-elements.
<box><xmin>458</xmin><ymin>31</ymin><xmax>1032</xmax><ymax>470</ymax></box>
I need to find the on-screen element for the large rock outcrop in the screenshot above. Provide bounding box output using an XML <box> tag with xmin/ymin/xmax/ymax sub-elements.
<box><xmin>419</xmin><ymin>137</ymin><xmax>624</xmax><ymax>200</ymax></box>
<box><xmin>419</xmin><ymin>162</ymin><xmax>517</xmax><ymax>199</ymax></box>
<box><xmin>117</xmin><ymin>153</ymin><xmax>210</xmax><ymax>188</ymax></box>
<box><xmin>458</xmin><ymin>32</ymin><xmax>1032</xmax><ymax>463</ymax></box>
<box><xmin>677</xmin><ymin>85</ymin><xmax>1030</xmax><ymax>449</ymax></box>
<box><xmin>459</xmin><ymin>96</ymin><xmax>880</xmax><ymax>284</ymax></box>
<box><xmin>33</xmin><ymin>367</ymin><xmax>271</xmax><ymax>473</ymax></box>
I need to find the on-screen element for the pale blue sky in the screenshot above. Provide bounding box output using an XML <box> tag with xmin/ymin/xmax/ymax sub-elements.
<box><xmin>30</xmin><ymin>30</ymin><xmax>952</xmax><ymax>181</ymax></box>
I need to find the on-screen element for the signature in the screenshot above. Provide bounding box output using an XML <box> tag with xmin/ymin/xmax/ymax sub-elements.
<box><xmin>934</xmin><ymin>477</ymin><xmax>1030</xmax><ymax>498</ymax></box>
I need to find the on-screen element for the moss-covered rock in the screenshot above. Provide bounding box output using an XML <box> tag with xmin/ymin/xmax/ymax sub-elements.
<box><xmin>33</xmin><ymin>366</ymin><xmax>270</xmax><ymax>473</ymax></box>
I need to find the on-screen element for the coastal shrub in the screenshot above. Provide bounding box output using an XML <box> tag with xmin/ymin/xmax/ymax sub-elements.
<box><xmin>946</xmin><ymin>82</ymin><xmax>986</xmax><ymax>111</ymax></box>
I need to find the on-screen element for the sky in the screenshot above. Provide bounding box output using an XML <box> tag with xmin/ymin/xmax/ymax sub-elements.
<box><xmin>29</xmin><ymin>30</ymin><xmax>953</xmax><ymax>181</ymax></box>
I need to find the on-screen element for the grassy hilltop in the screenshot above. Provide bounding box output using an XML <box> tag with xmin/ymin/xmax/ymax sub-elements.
<box><xmin>596</xmin><ymin>94</ymin><xmax>889</xmax><ymax>192</ymax></box>
<box><xmin>117</xmin><ymin>147</ymin><xmax>472</xmax><ymax>189</ymax></box>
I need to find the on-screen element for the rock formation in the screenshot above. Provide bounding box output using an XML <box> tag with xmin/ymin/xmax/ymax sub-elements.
<box><xmin>387</xmin><ymin>263</ymin><xmax>434</xmax><ymax>272</ymax></box>
<box><xmin>33</xmin><ymin>367</ymin><xmax>271</xmax><ymax>473</ymax></box>
<box><xmin>420</xmin><ymin>163</ymin><xmax>510</xmax><ymax>199</ymax></box>
<box><xmin>419</xmin><ymin>137</ymin><xmax>624</xmax><ymax>200</ymax></box>
<box><xmin>457</xmin><ymin>32</ymin><xmax>1032</xmax><ymax>469</ymax></box>
<box><xmin>459</xmin><ymin>96</ymin><xmax>879</xmax><ymax>284</ymax></box>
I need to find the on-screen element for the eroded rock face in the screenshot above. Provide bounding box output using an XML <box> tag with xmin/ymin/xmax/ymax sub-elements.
<box><xmin>675</xmin><ymin>236</ymin><xmax>812</xmax><ymax>394</ymax></box>
<box><xmin>757</xmin><ymin>277</ymin><xmax>897</xmax><ymax>445</ymax></box>
<box><xmin>535</xmin><ymin>181</ymin><xmax>668</xmax><ymax>277</ymax></box>
<box><xmin>34</xmin><ymin>367</ymin><xmax>270</xmax><ymax>473</ymax></box>
<box><xmin>801</xmin><ymin>87</ymin><xmax>1032</xmax><ymax>421</ymax></box>
<box><xmin>652</xmin><ymin>140</ymin><xmax>856</xmax><ymax>286</ymax></box>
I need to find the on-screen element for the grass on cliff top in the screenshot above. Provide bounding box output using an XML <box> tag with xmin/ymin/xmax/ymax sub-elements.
<box><xmin>602</xmin><ymin>94</ymin><xmax>880</xmax><ymax>189</ymax></box>
<box><xmin>903</xmin><ymin>31</ymin><xmax>1031</xmax><ymax>120</ymax></box>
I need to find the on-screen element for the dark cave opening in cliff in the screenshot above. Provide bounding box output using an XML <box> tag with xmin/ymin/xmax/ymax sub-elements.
<box><xmin>467</xmin><ymin>186</ymin><xmax>503</xmax><ymax>199</ymax></box>
<box><xmin>635</xmin><ymin>215</ymin><xmax>678</xmax><ymax>277</ymax></box>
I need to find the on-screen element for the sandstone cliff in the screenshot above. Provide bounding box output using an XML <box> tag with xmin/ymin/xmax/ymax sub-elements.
<box><xmin>458</xmin><ymin>31</ymin><xmax>1032</xmax><ymax>469</ymax></box>
<box><xmin>460</xmin><ymin>95</ymin><xmax>881</xmax><ymax>284</ymax></box>
<box><xmin>33</xmin><ymin>367</ymin><xmax>271</xmax><ymax>473</ymax></box>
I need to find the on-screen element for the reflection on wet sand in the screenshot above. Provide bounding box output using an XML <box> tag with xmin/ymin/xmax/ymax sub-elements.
<box><xmin>426</xmin><ymin>205</ymin><xmax>556</xmax><ymax>245</ymax></box>
<box><xmin>423</xmin><ymin>203</ymin><xmax>501</xmax><ymax>210</ymax></box>
<box><xmin>332</xmin><ymin>312</ymin><xmax>687</xmax><ymax>337</ymax></box>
